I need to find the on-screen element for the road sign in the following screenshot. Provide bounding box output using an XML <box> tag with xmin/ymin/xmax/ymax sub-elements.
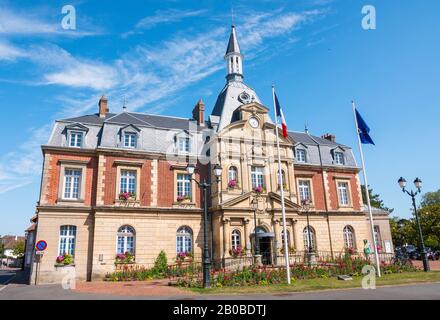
<box><xmin>35</xmin><ymin>240</ymin><xmax>48</xmax><ymax>252</ymax></box>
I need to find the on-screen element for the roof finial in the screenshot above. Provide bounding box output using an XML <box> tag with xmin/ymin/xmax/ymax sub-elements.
<box><xmin>305</xmin><ymin>122</ymin><xmax>309</xmax><ymax>134</ymax></box>
<box><xmin>231</xmin><ymin>7</ymin><xmax>234</xmax><ymax>27</ymax></box>
<box><xmin>122</xmin><ymin>94</ymin><xmax>127</xmax><ymax>112</ymax></box>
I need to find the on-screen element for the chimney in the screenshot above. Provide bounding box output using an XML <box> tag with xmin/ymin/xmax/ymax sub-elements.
<box><xmin>322</xmin><ymin>133</ymin><xmax>336</xmax><ymax>142</ymax></box>
<box><xmin>192</xmin><ymin>99</ymin><xmax>205</xmax><ymax>127</ymax></box>
<box><xmin>99</xmin><ymin>95</ymin><xmax>109</xmax><ymax>118</ymax></box>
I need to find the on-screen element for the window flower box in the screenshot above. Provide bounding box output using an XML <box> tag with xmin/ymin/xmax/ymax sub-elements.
<box><xmin>115</xmin><ymin>252</ymin><xmax>135</xmax><ymax>264</ymax></box>
<box><xmin>176</xmin><ymin>251</ymin><xmax>193</xmax><ymax>264</ymax></box>
<box><xmin>227</xmin><ymin>180</ymin><xmax>238</xmax><ymax>189</ymax></box>
<box><xmin>253</xmin><ymin>186</ymin><xmax>266</xmax><ymax>194</ymax></box>
<box><xmin>176</xmin><ymin>195</ymin><xmax>192</xmax><ymax>203</ymax></box>
<box><xmin>119</xmin><ymin>192</ymin><xmax>136</xmax><ymax>201</ymax></box>
<box><xmin>229</xmin><ymin>245</ymin><xmax>245</xmax><ymax>258</ymax></box>
<box><xmin>55</xmin><ymin>253</ymin><xmax>74</xmax><ymax>266</ymax></box>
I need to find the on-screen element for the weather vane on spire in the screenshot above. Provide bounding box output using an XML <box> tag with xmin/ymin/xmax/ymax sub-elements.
<box><xmin>231</xmin><ymin>7</ymin><xmax>235</xmax><ymax>27</ymax></box>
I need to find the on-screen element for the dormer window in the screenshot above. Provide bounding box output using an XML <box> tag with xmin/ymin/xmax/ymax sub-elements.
<box><xmin>178</xmin><ymin>137</ymin><xmax>190</xmax><ymax>153</ymax></box>
<box><xmin>334</xmin><ymin>152</ymin><xmax>345</xmax><ymax>165</ymax></box>
<box><xmin>296</xmin><ymin>149</ymin><xmax>307</xmax><ymax>163</ymax></box>
<box><xmin>124</xmin><ymin>132</ymin><xmax>137</xmax><ymax>148</ymax></box>
<box><xmin>69</xmin><ymin>131</ymin><xmax>83</xmax><ymax>148</ymax></box>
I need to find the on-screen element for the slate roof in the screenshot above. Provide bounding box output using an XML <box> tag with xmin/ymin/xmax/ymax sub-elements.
<box><xmin>63</xmin><ymin>112</ymin><xmax>206</xmax><ymax>130</ymax></box>
<box><xmin>225</xmin><ymin>26</ymin><xmax>241</xmax><ymax>55</ymax></box>
<box><xmin>289</xmin><ymin>131</ymin><xmax>349</xmax><ymax>148</ymax></box>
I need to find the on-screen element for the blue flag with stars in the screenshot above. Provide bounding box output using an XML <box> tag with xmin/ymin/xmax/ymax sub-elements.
<box><xmin>355</xmin><ymin>108</ymin><xmax>375</xmax><ymax>145</ymax></box>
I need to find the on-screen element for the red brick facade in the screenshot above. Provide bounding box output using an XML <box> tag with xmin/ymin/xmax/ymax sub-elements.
<box><xmin>42</xmin><ymin>151</ymin><xmax>210</xmax><ymax>209</ymax></box>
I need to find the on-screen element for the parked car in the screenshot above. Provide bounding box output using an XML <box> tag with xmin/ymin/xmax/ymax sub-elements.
<box><xmin>425</xmin><ymin>247</ymin><xmax>439</xmax><ymax>260</ymax></box>
<box><xmin>402</xmin><ymin>245</ymin><xmax>421</xmax><ymax>260</ymax></box>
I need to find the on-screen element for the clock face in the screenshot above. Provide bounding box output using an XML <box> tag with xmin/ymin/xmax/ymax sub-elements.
<box><xmin>249</xmin><ymin>117</ymin><xmax>259</xmax><ymax>128</ymax></box>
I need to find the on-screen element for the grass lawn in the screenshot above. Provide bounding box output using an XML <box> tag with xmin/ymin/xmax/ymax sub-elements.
<box><xmin>186</xmin><ymin>271</ymin><xmax>440</xmax><ymax>295</ymax></box>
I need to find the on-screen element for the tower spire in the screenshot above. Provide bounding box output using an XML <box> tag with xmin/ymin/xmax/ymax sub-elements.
<box><xmin>224</xmin><ymin>24</ymin><xmax>243</xmax><ymax>82</ymax></box>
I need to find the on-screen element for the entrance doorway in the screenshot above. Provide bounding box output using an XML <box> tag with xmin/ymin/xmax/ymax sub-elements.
<box><xmin>252</xmin><ymin>227</ymin><xmax>274</xmax><ymax>265</ymax></box>
<box><xmin>259</xmin><ymin>236</ymin><xmax>272</xmax><ymax>265</ymax></box>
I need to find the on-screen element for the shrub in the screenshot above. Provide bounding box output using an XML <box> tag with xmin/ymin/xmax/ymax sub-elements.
<box><xmin>153</xmin><ymin>251</ymin><xmax>168</xmax><ymax>276</ymax></box>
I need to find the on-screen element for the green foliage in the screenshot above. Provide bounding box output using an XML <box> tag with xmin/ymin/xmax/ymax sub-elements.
<box><xmin>390</xmin><ymin>203</ymin><xmax>440</xmax><ymax>249</ymax></box>
<box><xmin>361</xmin><ymin>185</ymin><xmax>393</xmax><ymax>212</ymax></box>
<box><xmin>56</xmin><ymin>253</ymin><xmax>74</xmax><ymax>265</ymax></box>
<box><xmin>417</xmin><ymin>204</ymin><xmax>440</xmax><ymax>248</ymax></box>
<box><xmin>420</xmin><ymin>189</ymin><xmax>440</xmax><ymax>207</ymax></box>
<box><xmin>0</xmin><ymin>241</ymin><xmax>5</xmax><ymax>258</ymax></box>
<box><xmin>176</xmin><ymin>256</ymin><xmax>420</xmax><ymax>288</ymax></box>
<box><xmin>153</xmin><ymin>251</ymin><xmax>168</xmax><ymax>275</ymax></box>
<box><xmin>12</xmin><ymin>241</ymin><xmax>25</xmax><ymax>258</ymax></box>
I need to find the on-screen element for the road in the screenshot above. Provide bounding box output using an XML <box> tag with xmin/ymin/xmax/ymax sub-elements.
<box><xmin>0</xmin><ymin>271</ymin><xmax>439</xmax><ymax>300</ymax></box>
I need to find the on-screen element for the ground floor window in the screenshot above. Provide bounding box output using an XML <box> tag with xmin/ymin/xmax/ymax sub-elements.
<box><xmin>117</xmin><ymin>225</ymin><xmax>135</xmax><ymax>254</ymax></box>
<box><xmin>59</xmin><ymin>225</ymin><xmax>76</xmax><ymax>256</ymax></box>
<box><xmin>176</xmin><ymin>226</ymin><xmax>193</xmax><ymax>253</ymax></box>
<box><xmin>343</xmin><ymin>225</ymin><xmax>356</xmax><ymax>249</ymax></box>
<box><xmin>303</xmin><ymin>226</ymin><xmax>316</xmax><ymax>251</ymax></box>
<box><xmin>231</xmin><ymin>229</ymin><xmax>241</xmax><ymax>250</ymax></box>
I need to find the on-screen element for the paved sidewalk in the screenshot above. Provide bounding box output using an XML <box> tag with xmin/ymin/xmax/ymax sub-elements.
<box><xmin>412</xmin><ymin>260</ymin><xmax>440</xmax><ymax>271</ymax></box>
<box><xmin>75</xmin><ymin>279</ymin><xmax>193</xmax><ymax>297</ymax></box>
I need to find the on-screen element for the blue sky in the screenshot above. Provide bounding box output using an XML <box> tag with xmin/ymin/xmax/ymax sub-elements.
<box><xmin>0</xmin><ymin>0</ymin><xmax>439</xmax><ymax>235</ymax></box>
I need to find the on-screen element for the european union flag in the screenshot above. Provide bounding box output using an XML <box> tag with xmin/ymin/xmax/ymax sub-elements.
<box><xmin>355</xmin><ymin>108</ymin><xmax>375</xmax><ymax>145</ymax></box>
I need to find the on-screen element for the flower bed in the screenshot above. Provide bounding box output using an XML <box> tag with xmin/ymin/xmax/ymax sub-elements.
<box><xmin>176</xmin><ymin>256</ymin><xmax>420</xmax><ymax>288</ymax></box>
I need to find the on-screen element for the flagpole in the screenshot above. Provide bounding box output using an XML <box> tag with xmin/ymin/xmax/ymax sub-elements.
<box><xmin>272</xmin><ymin>85</ymin><xmax>291</xmax><ymax>284</ymax></box>
<box><xmin>352</xmin><ymin>100</ymin><xmax>381</xmax><ymax>277</ymax></box>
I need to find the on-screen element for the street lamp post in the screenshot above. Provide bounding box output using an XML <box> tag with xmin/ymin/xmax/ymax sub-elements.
<box><xmin>186</xmin><ymin>163</ymin><xmax>222</xmax><ymax>288</ymax></box>
<box><xmin>251</xmin><ymin>198</ymin><xmax>260</xmax><ymax>256</ymax></box>
<box><xmin>398</xmin><ymin>177</ymin><xmax>430</xmax><ymax>272</ymax></box>
<box><xmin>301</xmin><ymin>199</ymin><xmax>316</xmax><ymax>266</ymax></box>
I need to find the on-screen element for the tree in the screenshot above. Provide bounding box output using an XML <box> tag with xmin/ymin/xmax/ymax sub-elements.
<box><xmin>361</xmin><ymin>185</ymin><xmax>394</xmax><ymax>213</ymax></box>
<box><xmin>12</xmin><ymin>241</ymin><xmax>25</xmax><ymax>258</ymax></box>
<box><xmin>0</xmin><ymin>241</ymin><xmax>4</xmax><ymax>258</ymax></box>
<box><xmin>417</xmin><ymin>203</ymin><xmax>440</xmax><ymax>249</ymax></box>
<box><xmin>390</xmin><ymin>204</ymin><xmax>440</xmax><ymax>249</ymax></box>
<box><xmin>420</xmin><ymin>189</ymin><xmax>440</xmax><ymax>207</ymax></box>
<box><xmin>389</xmin><ymin>217</ymin><xmax>416</xmax><ymax>247</ymax></box>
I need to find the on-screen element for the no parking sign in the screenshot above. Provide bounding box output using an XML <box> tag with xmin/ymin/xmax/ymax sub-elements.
<box><xmin>35</xmin><ymin>240</ymin><xmax>47</xmax><ymax>253</ymax></box>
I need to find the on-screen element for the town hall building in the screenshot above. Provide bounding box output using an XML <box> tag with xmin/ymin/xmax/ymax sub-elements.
<box><xmin>30</xmin><ymin>25</ymin><xmax>393</xmax><ymax>283</ymax></box>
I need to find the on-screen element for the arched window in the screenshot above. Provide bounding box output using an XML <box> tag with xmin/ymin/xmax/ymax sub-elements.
<box><xmin>303</xmin><ymin>226</ymin><xmax>316</xmax><ymax>251</ymax></box>
<box><xmin>176</xmin><ymin>226</ymin><xmax>193</xmax><ymax>254</ymax></box>
<box><xmin>277</xmin><ymin>170</ymin><xmax>286</xmax><ymax>187</ymax></box>
<box><xmin>59</xmin><ymin>225</ymin><xmax>76</xmax><ymax>256</ymax></box>
<box><xmin>117</xmin><ymin>225</ymin><xmax>135</xmax><ymax>254</ymax></box>
<box><xmin>231</xmin><ymin>230</ymin><xmax>241</xmax><ymax>249</ymax></box>
<box><xmin>374</xmin><ymin>226</ymin><xmax>382</xmax><ymax>250</ymax></box>
<box><xmin>281</xmin><ymin>229</ymin><xmax>290</xmax><ymax>246</ymax></box>
<box><xmin>228</xmin><ymin>166</ymin><xmax>238</xmax><ymax>182</ymax></box>
<box><xmin>343</xmin><ymin>225</ymin><xmax>356</xmax><ymax>249</ymax></box>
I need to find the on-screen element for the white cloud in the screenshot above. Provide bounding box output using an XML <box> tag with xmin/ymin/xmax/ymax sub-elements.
<box><xmin>0</xmin><ymin>7</ymin><xmax>100</xmax><ymax>37</ymax></box>
<box><xmin>44</xmin><ymin>63</ymin><xmax>117</xmax><ymax>90</ymax></box>
<box><xmin>0</xmin><ymin>124</ymin><xmax>50</xmax><ymax>195</ymax></box>
<box><xmin>122</xmin><ymin>9</ymin><xmax>207</xmax><ymax>37</ymax></box>
<box><xmin>0</xmin><ymin>8</ymin><xmax>327</xmax><ymax>194</ymax></box>
<box><xmin>0</xmin><ymin>41</ymin><xmax>26</xmax><ymax>61</ymax></box>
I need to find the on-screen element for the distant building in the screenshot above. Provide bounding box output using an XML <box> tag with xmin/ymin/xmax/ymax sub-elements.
<box><xmin>1</xmin><ymin>235</ymin><xmax>25</xmax><ymax>268</ymax></box>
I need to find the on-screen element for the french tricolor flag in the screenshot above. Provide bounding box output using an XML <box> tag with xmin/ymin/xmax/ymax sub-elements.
<box><xmin>274</xmin><ymin>92</ymin><xmax>288</xmax><ymax>138</ymax></box>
